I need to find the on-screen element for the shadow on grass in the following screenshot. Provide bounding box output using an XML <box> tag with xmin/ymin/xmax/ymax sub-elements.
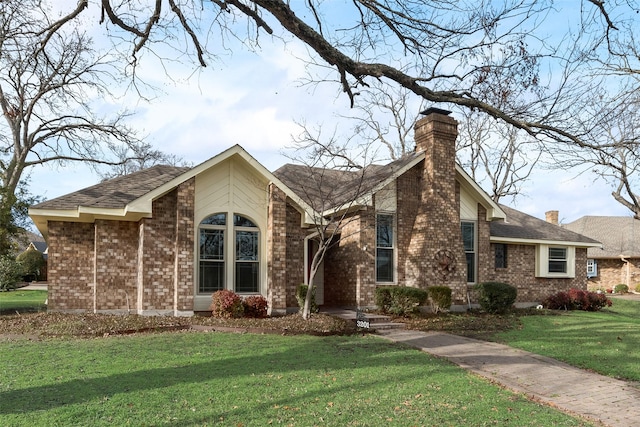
<box><xmin>0</xmin><ymin>336</ymin><xmax>460</xmax><ymax>416</ymax></box>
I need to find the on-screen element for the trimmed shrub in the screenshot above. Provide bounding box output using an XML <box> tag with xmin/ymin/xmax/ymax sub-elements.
<box><xmin>635</xmin><ymin>283</ymin><xmax>640</xmax><ymax>293</ymax></box>
<box><xmin>428</xmin><ymin>286</ymin><xmax>452</xmax><ymax>313</ymax></box>
<box><xmin>243</xmin><ymin>295</ymin><xmax>268</xmax><ymax>318</ymax></box>
<box><xmin>614</xmin><ymin>284</ymin><xmax>629</xmax><ymax>294</ymax></box>
<box><xmin>543</xmin><ymin>290</ymin><xmax>573</xmax><ymax>310</ymax></box>
<box><xmin>475</xmin><ymin>282</ymin><xmax>517</xmax><ymax>314</ymax></box>
<box><xmin>210</xmin><ymin>290</ymin><xmax>244</xmax><ymax>318</ymax></box>
<box><xmin>375</xmin><ymin>286</ymin><xmax>428</xmax><ymax>316</ymax></box>
<box><xmin>0</xmin><ymin>256</ymin><xmax>22</xmax><ymax>291</ymax></box>
<box><xmin>296</xmin><ymin>284</ymin><xmax>318</xmax><ymax>314</ymax></box>
<box><xmin>543</xmin><ymin>288</ymin><xmax>612</xmax><ymax>311</ymax></box>
<box><xmin>16</xmin><ymin>248</ymin><xmax>45</xmax><ymax>282</ymax></box>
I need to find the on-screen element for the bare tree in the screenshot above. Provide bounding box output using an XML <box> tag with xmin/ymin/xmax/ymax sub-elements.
<box><xmin>278</xmin><ymin>127</ymin><xmax>388</xmax><ymax>319</ymax></box>
<box><xmin>0</xmin><ymin>2</ymin><xmax>138</xmax><ymax>196</ymax></box>
<box><xmin>456</xmin><ymin>108</ymin><xmax>542</xmax><ymax>203</ymax></box>
<box><xmin>551</xmin><ymin>94</ymin><xmax>640</xmax><ymax>218</ymax></box>
<box><xmin>99</xmin><ymin>143</ymin><xmax>188</xmax><ymax>180</ymax></box>
<box><xmin>37</xmin><ymin>2</ymin><xmax>640</xmax><ymax>214</ymax></box>
<box><xmin>336</xmin><ymin>82</ymin><xmax>425</xmax><ymax>161</ymax></box>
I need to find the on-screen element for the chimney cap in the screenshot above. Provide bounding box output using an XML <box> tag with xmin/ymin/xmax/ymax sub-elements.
<box><xmin>420</xmin><ymin>107</ymin><xmax>452</xmax><ymax>116</ymax></box>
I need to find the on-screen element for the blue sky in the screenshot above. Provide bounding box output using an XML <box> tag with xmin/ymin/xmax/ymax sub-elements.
<box><xmin>27</xmin><ymin>1</ymin><xmax>632</xmax><ymax>226</ymax></box>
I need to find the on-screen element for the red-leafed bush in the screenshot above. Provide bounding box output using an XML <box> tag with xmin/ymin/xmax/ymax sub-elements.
<box><xmin>243</xmin><ymin>295</ymin><xmax>268</xmax><ymax>318</ymax></box>
<box><xmin>543</xmin><ymin>288</ymin><xmax>612</xmax><ymax>311</ymax></box>
<box><xmin>210</xmin><ymin>290</ymin><xmax>244</xmax><ymax>318</ymax></box>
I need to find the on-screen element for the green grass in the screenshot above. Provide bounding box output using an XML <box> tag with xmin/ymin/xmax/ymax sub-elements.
<box><xmin>0</xmin><ymin>290</ymin><xmax>47</xmax><ymax>314</ymax></box>
<box><xmin>0</xmin><ymin>332</ymin><xmax>593</xmax><ymax>426</ymax></box>
<box><xmin>493</xmin><ymin>298</ymin><xmax>640</xmax><ymax>382</ymax></box>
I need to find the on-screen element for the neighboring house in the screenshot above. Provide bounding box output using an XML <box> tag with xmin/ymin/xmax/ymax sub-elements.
<box><xmin>29</xmin><ymin>109</ymin><xmax>600</xmax><ymax>316</ymax></box>
<box><xmin>24</xmin><ymin>241</ymin><xmax>48</xmax><ymax>281</ymax></box>
<box><xmin>564</xmin><ymin>216</ymin><xmax>640</xmax><ymax>291</ymax></box>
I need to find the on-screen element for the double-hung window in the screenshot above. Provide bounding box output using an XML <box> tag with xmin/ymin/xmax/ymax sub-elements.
<box><xmin>199</xmin><ymin>213</ymin><xmax>226</xmax><ymax>293</ymax></box>
<box><xmin>461</xmin><ymin>221</ymin><xmax>476</xmax><ymax>283</ymax></box>
<box><xmin>376</xmin><ymin>214</ymin><xmax>394</xmax><ymax>283</ymax></box>
<box><xmin>548</xmin><ymin>247</ymin><xmax>567</xmax><ymax>274</ymax></box>
<box><xmin>234</xmin><ymin>215</ymin><xmax>259</xmax><ymax>293</ymax></box>
<box><xmin>535</xmin><ymin>245</ymin><xmax>575</xmax><ymax>278</ymax></box>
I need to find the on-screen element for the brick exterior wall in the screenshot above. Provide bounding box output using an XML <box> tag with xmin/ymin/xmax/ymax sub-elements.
<box><xmin>588</xmin><ymin>258</ymin><xmax>640</xmax><ymax>291</ymax></box>
<box><xmin>47</xmin><ymin>178</ymin><xmax>195</xmax><ymax>315</ymax></box>
<box><xmin>267</xmin><ymin>185</ymin><xmax>288</xmax><ymax>313</ymax></box>
<box><xmin>485</xmin><ymin>244</ymin><xmax>588</xmax><ymax>303</ymax></box>
<box><xmin>47</xmin><ymin>222</ymin><xmax>94</xmax><ymax>311</ymax></box>
<box><xmin>175</xmin><ymin>179</ymin><xmax>195</xmax><ymax>312</ymax></box>
<box><xmin>323</xmin><ymin>210</ymin><xmax>376</xmax><ymax>307</ymax></box>
<box><xmin>95</xmin><ymin>219</ymin><xmax>139</xmax><ymax>312</ymax></box>
<box><xmin>266</xmin><ymin>185</ymin><xmax>307</xmax><ymax>313</ymax></box>
<box><xmin>285</xmin><ymin>204</ymin><xmax>307</xmax><ymax>307</ymax></box>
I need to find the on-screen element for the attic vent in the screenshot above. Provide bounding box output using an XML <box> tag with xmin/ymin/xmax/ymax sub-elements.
<box><xmin>420</xmin><ymin>107</ymin><xmax>452</xmax><ymax>116</ymax></box>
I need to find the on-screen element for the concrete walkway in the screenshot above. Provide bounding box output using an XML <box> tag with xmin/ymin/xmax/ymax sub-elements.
<box><xmin>376</xmin><ymin>329</ymin><xmax>640</xmax><ymax>427</ymax></box>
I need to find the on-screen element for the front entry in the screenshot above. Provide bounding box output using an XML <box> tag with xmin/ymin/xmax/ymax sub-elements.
<box><xmin>307</xmin><ymin>239</ymin><xmax>324</xmax><ymax>305</ymax></box>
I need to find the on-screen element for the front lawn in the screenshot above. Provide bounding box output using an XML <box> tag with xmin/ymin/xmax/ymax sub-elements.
<box><xmin>0</xmin><ymin>332</ymin><xmax>593</xmax><ymax>426</ymax></box>
<box><xmin>0</xmin><ymin>290</ymin><xmax>47</xmax><ymax>314</ymax></box>
<box><xmin>492</xmin><ymin>298</ymin><xmax>640</xmax><ymax>382</ymax></box>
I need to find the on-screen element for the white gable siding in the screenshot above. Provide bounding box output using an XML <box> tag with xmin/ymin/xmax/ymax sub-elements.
<box><xmin>460</xmin><ymin>185</ymin><xmax>478</xmax><ymax>220</ymax></box>
<box><xmin>193</xmin><ymin>155</ymin><xmax>270</xmax><ymax>311</ymax></box>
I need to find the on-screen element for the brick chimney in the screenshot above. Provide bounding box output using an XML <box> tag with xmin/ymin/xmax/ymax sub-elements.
<box><xmin>401</xmin><ymin>107</ymin><xmax>467</xmax><ymax>303</ymax></box>
<box><xmin>545</xmin><ymin>210</ymin><xmax>559</xmax><ymax>225</ymax></box>
<box><xmin>414</xmin><ymin>108</ymin><xmax>458</xmax><ymax>184</ymax></box>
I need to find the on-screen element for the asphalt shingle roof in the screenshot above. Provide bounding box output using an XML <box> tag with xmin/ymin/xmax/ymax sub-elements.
<box><xmin>491</xmin><ymin>205</ymin><xmax>600</xmax><ymax>245</ymax></box>
<box><xmin>32</xmin><ymin>165</ymin><xmax>190</xmax><ymax>211</ymax></box>
<box><xmin>273</xmin><ymin>151</ymin><xmax>423</xmax><ymax>211</ymax></box>
<box><xmin>563</xmin><ymin>216</ymin><xmax>640</xmax><ymax>258</ymax></box>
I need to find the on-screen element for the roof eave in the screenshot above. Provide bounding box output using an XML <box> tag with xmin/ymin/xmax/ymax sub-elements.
<box><xmin>29</xmin><ymin>206</ymin><xmax>153</xmax><ymax>239</ymax></box>
<box><xmin>455</xmin><ymin>164</ymin><xmax>506</xmax><ymax>221</ymax></box>
<box><xmin>490</xmin><ymin>235</ymin><xmax>603</xmax><ymax>248</ymax></box>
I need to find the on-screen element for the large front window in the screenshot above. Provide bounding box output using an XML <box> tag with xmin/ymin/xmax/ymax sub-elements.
<box><xmin>198</xmin><ymin>213</ymin><xmax>260</xmax><ymax>294</ymax></box>
<box><xmin>461</xmin><ymin>221</ymin><xmax>476</xmax><ymax>283</ymax></box>
<box><xmin>376</xmin><ymin>213</ymin><xmax>395</xmax><ymax>282</ymax></box>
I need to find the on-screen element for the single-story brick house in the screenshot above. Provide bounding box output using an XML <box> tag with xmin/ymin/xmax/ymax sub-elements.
<box><xmin>29</xmin><ymin>109</ymin><xmax>600</xmax><ymax>316</ymax></box>
<box><xmin>563</xmin><ymin>215</ymin><xmax>640</xmax><ymax>291</ymax></box>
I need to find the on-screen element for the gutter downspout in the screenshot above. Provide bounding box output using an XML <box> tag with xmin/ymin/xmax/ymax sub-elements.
<box><xmin>620</xmin><ymin>255</ymin><xmax>630</xmax><ymax>287</ymax></box>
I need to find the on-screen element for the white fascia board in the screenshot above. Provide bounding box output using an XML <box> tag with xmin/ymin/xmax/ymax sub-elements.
<box><xmin>455</xmin><ymin>164</ymin><xmax>506</xmax><ymax>221</ymax></box>
<box><xmin>490</xmin><ymin>235</ymin><xmax>603</xmax><ymax>248</ymax></box>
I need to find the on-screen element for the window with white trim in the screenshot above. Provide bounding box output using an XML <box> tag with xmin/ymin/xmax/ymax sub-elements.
<box><xmin>535</xmin><ymin>245</ymin><xmax>575</xmax><ymax>278</ymax></box>
<box><xmin>461</xmin><ymin>221</ymin><xmax>476</xmax><ymax>283</ymax></box>
<box><xmin>376</xmin><ymin>213</ymin><xmax>395</xmax><ymax>283</ymax></box>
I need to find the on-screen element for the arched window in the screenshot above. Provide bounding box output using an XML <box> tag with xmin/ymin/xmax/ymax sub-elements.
<box><xmin>198</xmin><ymin>213</ymin><xmax>260</xmax><ymax>294</ymax></box>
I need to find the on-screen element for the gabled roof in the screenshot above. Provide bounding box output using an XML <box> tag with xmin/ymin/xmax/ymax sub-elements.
<box><xmin>29</xmin><ymin>145</ymin><xmax>320</xmax><ymax>237</ymax></box>
<box><xmin>273</xmin><ymin>151</ymin><xmax>425</xmax><ymax>213</ymax></box>
<box><xmin>563</xmin><ymin>216</ymin><xmax>640</xmax><ymax>258</ymax></box>
<box><xmin>491</xmin><ymin>205</ymin><xmax>601</xmax><ymax>247</ymax></box>
<box><xmin>274</xmin><ymin>151</ymin><xmax>506</xmax><ymax>221</ymax></box>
